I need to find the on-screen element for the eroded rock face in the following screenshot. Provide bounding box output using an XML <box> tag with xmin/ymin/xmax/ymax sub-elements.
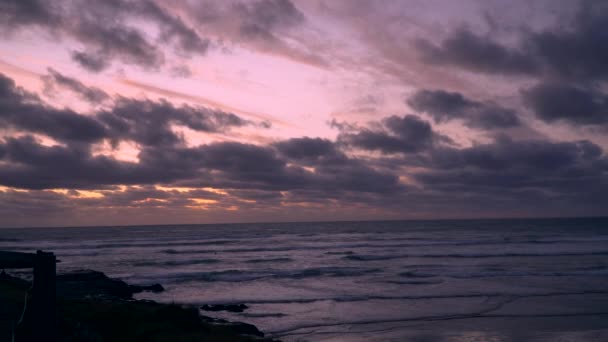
<box><xmin>56</xmin><ymin>270</ymin><xmax>164</xmax><ymax>300</ymax></box>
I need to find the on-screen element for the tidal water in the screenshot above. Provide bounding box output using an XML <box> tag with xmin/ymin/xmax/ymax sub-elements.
<box><xmin>2</xmin><ymin>218</ymin><xmax>608</xmax><ymax>341</ymax></box>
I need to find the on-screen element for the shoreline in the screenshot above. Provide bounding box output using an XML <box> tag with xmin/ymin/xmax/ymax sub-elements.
<box><xmin>0</xmin><ymin>269</ymin><xmax>279</xmax><ymax>342</ymax></box>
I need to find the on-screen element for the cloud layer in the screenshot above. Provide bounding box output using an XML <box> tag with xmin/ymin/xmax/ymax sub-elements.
<box><xmin>0</xmin><ymin>0</ymin><xmax>607</xmax><ymax>226</ymax></box>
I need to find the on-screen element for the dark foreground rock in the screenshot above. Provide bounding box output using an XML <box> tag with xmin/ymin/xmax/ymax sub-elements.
<box><xmin>202</xmin><ymin>303</ymin><xmax>249</xmax><ymax>313</ymax></box>
<box><xmin>0</xmin><ymin>269</ymin><xmax>29</xmax><ymax>288</ymax></box>
<box><xmin>56</xmin><ymin>270</ymin><xmax>164</xmax><ymax>300</ymax></box>
<box><xmin>131</xmin><ymin>283</ymin><xmax>165</xmax><ymax>293</ymax></box>
<box><xmin>201</xmin><ymin>316</ymin><xmax>264</xmax><ymax>337</ymax></box>
<box><xmin>1</xmin><ymin>270</ymin><xmax>278</xmax><ymax>342</ymax></box>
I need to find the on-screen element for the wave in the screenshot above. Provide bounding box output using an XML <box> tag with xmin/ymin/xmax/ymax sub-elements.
<box><xmin>203</xmin><ymin>289</ymin><xmax>608</xmax><ymax>306</ymax></box>
<box><xmin>393</xmin><ymin>264</ymin><xmax>608</xmax><ymax>279</ymax></box>
<box><xmin>446</xmin><ymin>270</ymin><xmax>608</xmax><ymax>278</ymax></box>
<box><xmin>145</xmin><ymin>266</ymin><xmax>381</xmax><ymax>283</ymax></box>
<box><xmin>153</xmin><ymin>241</ymin><xmax>608</xmax><ymax>256</ymax></box>
<box><xmin>343</xmin><ymin>254</ymin><xmax>397</xmax><ymax>261</ymax></box>
<box><xmin>245</xmin><ymin>258</ymin><xmax>293</xmax><ymax>264</ymax></box>
<box><xmin>271</xmin><ymin>311</ymin><xmax>608</xmax><ymax>337</ymax></box>
<box><xmin>57</xmin><ymin>251</ymin><xmax>101</xmax><ymax>257</ymax></box>
<box><xmin>399</xmin><ymin>271</ymin><xmax>437</xmax><ymax>278</ymax></box>
<box><xmin>386</xmin><ymin>279</ymin><xmax>444</xmax><ymax>285</ymax></box>
<box><xmin>341</xmin><ymin>250</ymin><xmax>608</xmax><ymax>261</ymax></box>
<box><xmin>133</xmin><ymin>258</ymin><xmax>221</xmax><ymax>267</ymax></box>
<box><xmin>161</xmin><ymin>249</ymin><xmax>218</xmax><ymax>255</ymax></box>
<box><xmin>283</xmin><ymin>267</ymin><xmax>381</xmax><ymax>279</ymax></box>
<box><xmin>96</xmin><ymin>239</ymin><xmax>238</xmax><ymax>249</ymax></box>
<box><xmin>240</xmin><ymin>313</ymin><xmax>288</xmax><ymax>318</ymax></box>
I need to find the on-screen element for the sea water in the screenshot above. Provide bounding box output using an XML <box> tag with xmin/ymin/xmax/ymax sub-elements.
<box><xmin>1</xmin><ymin>218</ymin><xmax>608</xmax><ymax>341</ymax></box>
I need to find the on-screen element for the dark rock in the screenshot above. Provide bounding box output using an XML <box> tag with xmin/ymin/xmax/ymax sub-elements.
<box><xmin>4</xmin><ymin>267</ymin><xmax>277</xmax><ymax>341</ymax></box>
<box><xmin>199</xmin><ymin>316</ymin><xmax>263</xmax><ymax>337</ymax></box>
<box><xmin>56</xmin><ymin>270</ymin><xmax>165</xmax><ymax>300</ymax></box>
<box><xmin>201</xmin><ymin>303</ymin><xmax>249</xmax><ymax>313</ymax></box>
<box><xmin>0</xmin><ymin>270</ymin><xmax>30</xmax><ymax>289</ymax></box>
<box><xmin>199</xmin><ymin>315</ymin><xmax>228</xmax><ymax>323</ymax></box>
<box><xmin>227</xmin><ymin>321</ymin><xmax>264</xmax><ymax>337</ymax></box>
<box><xmin>129</xmin><ymin>283</ymin><xmax>165</xmax><ymax>294</ymax></box>
<box><xmin>143</xmin><ymin>283</ymin><xmax>164</xmax><ymax>292</ymax></box>
<box><xmin>56</xmin><ymin>270</ymin><xmax>135</xmax><ymax>300</ymax></box>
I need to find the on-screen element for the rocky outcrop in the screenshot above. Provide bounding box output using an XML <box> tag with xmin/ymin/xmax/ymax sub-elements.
<box><xmin>200</xmin><ymin>315</ymin><xmax>264</xmax><ymax>337</ymax></box>
<box><xmin>129</xmin><ymin>283</ymin><xmax>165</xmax><ymax>294</ymax></box>
<box><xmin>3</xmin><ymin>269</ymin><xmax>279</xmax><ymax>341</ymax></box>
<box><xmin>56</xmin><ymin>270</ymin><xmax>164</xmax><ymax>300</ymax></box>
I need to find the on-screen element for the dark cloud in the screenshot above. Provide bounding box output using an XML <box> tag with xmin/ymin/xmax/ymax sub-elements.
<box><xmin>408</xmin><ymin>89</ymin><xmax>521</xmax><ymax>129</ymax></box>
<box><xmin>0</xmin><ymin>73</ymin><xmax>252</xmax><ymax>147</ymax></box>
<box><xmin>384</xmin><ymin>115</ymin><xmax>434</xmax><ymax>140</ymax></box>
<box><xmin>0</xmin><ymin>100</ymin><xmax>605</xmax><ymax>220</ymax></box>
<box><xmin>42</xmin><ymin>68</ymin><xmax>109</xmax><ymax>103</ymax></box>
<box><xmin>0</xmin><ymin>0</ymin><xmax>322</xmax><ymax>72</ymax></box>
<box><xmin>0</xmin><ymin>0</ymin><xmax>59</xmax><ymax>28</ymax></box>
<box><xmin>312</xmin><ymin>158</ymin><xmax>402</xmax><ymax>194</ymax></box>
<box><xmin>199</xmin><ymin>142</ymin><xmax>296</xmax><ymax>186</ymax></box>
<box><xmin>528</xmin><ymin>1</ymin><xmax>608</xmax><ymax>81</ymax></box>
<box><xmin>0</xmin><ymin>81</ymin><xmax>403</xmax><ymax>195</ymax></box>
<box><xmin>470</xmin><ymin>106</ymin><xmax>521</xmax><ymax>130</ymax></box>
<box><xmin>275</xmin><ymin>137</ymin><xmax>340</xmax><ymax>161</ymax></box>
<box><xmin>0</xmin><ymin>136</ymin><xmax>140</xmax><ymax>189</ymax></box>
<box><xmin>411</xmin><ymin>137</ymin><xmax>608</xmax><ymax>214</ymax></box>
<box><xmin>416</xmin><ymin>1</ymin><xmax>608</xmax><ymax>82</ymax></box>
<box><xmin>407</xmin><ymin>89</ymin><xmax>474</xmax><ymax>122</ymax></box>
<box><xmin>0</xmin><ymin>77</ymin><xmax>405</xmax><ymax>196</ymax></box>
<box><xmin>187</xmin><ymin>0</ymin><xmax>328</xmax><ymax>68</ymax></box>
<box><xmin>72</xmin><ymin>21</ymin><xmax>164</xmax><ymax>71</ymax></box>
<box><xmin>416</xmin><ymin>28</ymin><xmax>538</xmax><ymax>76</ymax></box>
<box><xmin>235</xmin><ymin>0</ymin><xmax>305</xmax><ymax>39</ymax></box>
<box><xmin>232</xmin><ymin>0</ymin><xmax>329</xmax><ymax>67</ymax></box>
<box><xmin>4</xmin><ymin>1</ymin><xmax>608</xmax><ymax>224</ymax></box>
<box><xmin>274</xmin><ymin>137</ymin><xmax>403</xmax><ymax>193</ymax></box>
<box><xmin>0</xmin><ymin>74</ymin><xmax>107</xmax><ymax>143</ymax></box>
<box><xmin>427</xmin><ymin>137</ymin><xmax>603</xmax><ymax>171</ymax></box>
<box><xmin>227</xmin><ymin>189</ymin><xmax>284</xmax><ymax>203</ymax></box>
<box><xmin>99</xmin><ymin>98</ymin><xmax>249</xmax><ymax>147</ymax></box>
<box><xmin>0</xmin><ymin>0</ymin><xmax>208</xmax><ymax>72</ymax></box>
<box><xmin>415</xmin><ymin>1</ymin><xmax>608</xmax><ymax>129</ymax></box>
<box><xmin>137</xmin><ymin>1</ymin><xmax>209</xmax><ymax>55</ymax></box>
<box><xmin>522</xmin><ymin>82</ymin><xmax>608</xmax><ymax>125</ymax></box>
<box><xmin>178</xmin><ymin>141</ymin><xmax>401</xmax><ymax>195</ymax></box>
<box><xmin>338</xmin><ymin>115</ymin><xmax>447</xmax><ymax>154</ymax></box>
<box><xmin>71</xmin><ymin>51</ymin><xmax>110</xmax><ymax>73</ymax></box>
<box><xmin>0</xmin><ymin>133</ymin><xmax>403</xmax><ymax>198</ymax></box>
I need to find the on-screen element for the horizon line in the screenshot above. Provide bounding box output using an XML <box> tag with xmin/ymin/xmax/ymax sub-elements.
<box><xmin>2</xmin><ymin>215</ymin><xmax>607</xmax><ymax>230</ymax></box>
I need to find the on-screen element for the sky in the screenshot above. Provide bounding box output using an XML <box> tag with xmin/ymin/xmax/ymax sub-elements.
<box><xmin>0</xmin><ymin>0</ymin><xmax>607</xmax><ymax>227</ymax></box>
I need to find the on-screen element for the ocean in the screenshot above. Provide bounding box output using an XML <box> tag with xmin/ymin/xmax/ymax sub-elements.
<box><xmin>1</xmin><ymin>218</ymin><xmax>608</xmax><ymax>341</ymax></box>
